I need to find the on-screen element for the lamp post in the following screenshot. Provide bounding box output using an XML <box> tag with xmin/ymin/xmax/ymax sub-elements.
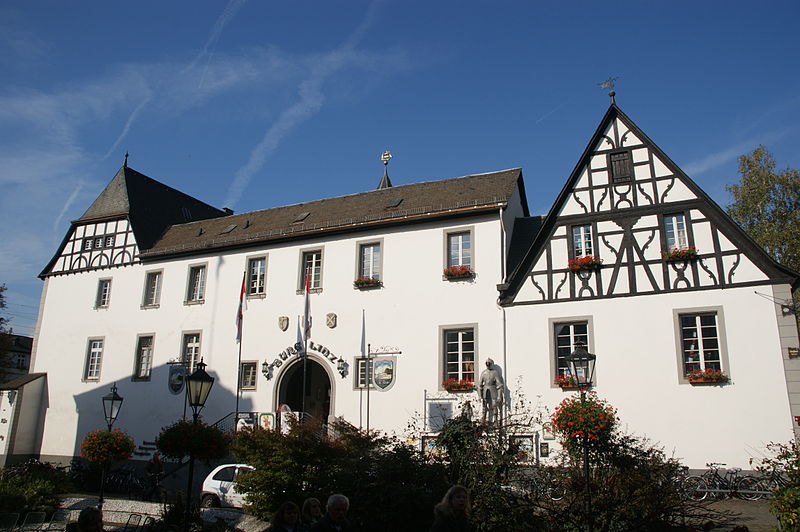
<box><xmin>565</xmin><ymin>341</ymin><xmax>596</xmax><ymax>532</ymax></box>
<box><xmin>99</xmin><ymin>383</ymin><xmax>124</xmax><ymax>510</ymax></box>
<box><xmin>184</xmin><ymin>359</ymin><xmax>214</xmax><ymax>531</ymax></box>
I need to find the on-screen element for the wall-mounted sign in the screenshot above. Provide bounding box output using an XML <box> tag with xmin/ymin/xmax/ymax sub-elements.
<box><xmin>168</xmin><ymin>364</ymin><xmax>185</xmax><ymax>395</ymax></box>
<box><xmin>262</xmin><ymin>341</ymin><xmax>345</xmax><ymax>380</ymax></box>
<box><xmin>373</xmin><ymin>357</ymin><xmax>396</xmax><ymax>391</ymax></box>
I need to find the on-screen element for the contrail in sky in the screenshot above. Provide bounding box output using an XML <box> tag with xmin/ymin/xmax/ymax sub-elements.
<box><xmin>103</xmin><ymin>94</ymin><xmax>152</xmax><ymax>161</ymax></box>
<box><xmin>224</xmin><ymin>1</ymin><xmax>383</xmax><ymax>208</ymax></box>
<box><xmin>52</xmin><ymin>180</ymin><xmax>84</xmax><ymax>244</ymax></box>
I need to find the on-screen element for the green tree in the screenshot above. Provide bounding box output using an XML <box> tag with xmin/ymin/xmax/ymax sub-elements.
<box><xmin>726</xmin><ymin>146</ymin><xmax>800</xmax><ymax>273</ymax></box>
<box><xmin>0</xmin><ymin>284</ymin><xmax>14</xmax><ymax>380</ymax></box>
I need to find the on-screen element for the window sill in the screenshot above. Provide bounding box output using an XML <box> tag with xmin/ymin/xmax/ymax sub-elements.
<box><xmin>140</xmin><ymin>304</ymin><xmax>160</xmax><ymax>310</ymax></box>
<box><xmin>441</xmin><ymin>386</ymin><xmax>476</xmax><ymax>393</ymax></box>
<box><xmin>131</xmin><ymin>377</ymin><xmax>151</xmax><ymax>382</ymax></box>
<box><xmin>443</xmin><ymin>273</ymin><xmax>475</xmax><ymax>282</ymax></box>
<box><xmin>296</xmin><ymin>288</ymin><xmax>323</xmax><ymax>295</ymax></box>
<box><xmin>354</xmin><ymin>281</ymin><xmax>383</xmax><ymax>290</ymax></box>
<box><xmin>687</xmin><ymin>379</ymin><xmax>729</xmax><ymax>386</ymax></box>
<box><xmin>184</xmin><ymin>299</ymin><xmax>205</xmax><ymax>305</ymax></box>
<box><xmin>241</xmin><ymin>387</ymin><xmax>256</xmax><ymax>392</ymax></box>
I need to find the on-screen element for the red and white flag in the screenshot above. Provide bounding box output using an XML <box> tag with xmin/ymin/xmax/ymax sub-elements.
<box><xmin>236</xmin><ymin>271</ymin><xmax>247</xmax><ymax>343</ymax></box>
<box><xmin>303</xmin><ymin>268</ymin><xmax>312</xmax><ymax>342</ymax></box>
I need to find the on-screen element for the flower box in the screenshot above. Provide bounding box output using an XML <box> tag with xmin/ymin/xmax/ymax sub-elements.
<box><xmin>353</xmin><ymin>277</ymin><xmax>383</xmax><ymax>289</ymax></box>
<box><xmin>686</xmin><ymin>368</ymin><xmax>729</xmax><ymax>384</ymax></box>
<box><xmin>554</xmin><ymin>375</ymin><xmax>579</xmax><ymax>389</ymax></box>
<box><xmin>442</xmin><ymin>378</ymin><xmax>475</xmax><ymax>392</ymax></box>
<box><xmin>662</xmin><ymin>246</ymin><xmax>699</xmax><ymax>261</ymax></box>
<box><xmin>568</xmin><ymin>256</ymin><xmax>603</xmax><ymax>271</ymax></box>
<box><xmin>443</xmin><ymin>265</ymin><xmax>475</xmax><ymax>280</ymax></box>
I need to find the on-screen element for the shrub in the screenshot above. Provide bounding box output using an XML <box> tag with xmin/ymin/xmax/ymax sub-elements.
<box><xmin>80</xmin><ymin>429</ymin><xmax>135</xmax><ymax>463</ymax></box>
<box><xmin>761</xmin><ymin>438</ymin><xmax>800</xmax><ymax>530</ymax></box>
<box><xmin>156</xmin><ymin>420</ymin><xmax>229</xmax><ymax>461</ymax></box>
<box><xmin>0</xmin><ymin>461</ymin><xmax>73</xmax><ymax>515</ymax></box>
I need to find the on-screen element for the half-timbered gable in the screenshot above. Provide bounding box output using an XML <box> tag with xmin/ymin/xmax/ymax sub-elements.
<box><xmin>501</xmin><ymin>104</ymin><xmax>797</xmax><ymax>306</ymax></box>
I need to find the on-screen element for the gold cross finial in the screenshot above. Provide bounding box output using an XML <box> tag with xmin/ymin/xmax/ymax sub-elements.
<box><xmin>380</xmin><ymin>150</ymin><xmax>393</xmax><ymax>166</ymax></box>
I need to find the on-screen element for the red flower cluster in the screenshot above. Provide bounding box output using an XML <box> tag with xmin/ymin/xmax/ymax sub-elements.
<box><xmin>567</xmin><ymin>256</ymin><xmax>603</xmax><ymax>271</ymax></box>
<box><xmin>80</xmin><ymin>429</ymin><xmax>135</xmax><ymax>463</ymax></box>
<box><xmin>441</xmin><ymin>378</ymin><xmax>475</xmax><ymax>392</ymax></box>
<box><xmin>661</xmin><ymin>246</ymin><xmax>699</xmax><ymax>260</ymax></box>
<box><xmin>443</xmin><ymin>265</ymin><xmax>474</xmax><ymax>278</ymax></box>
<box><xmin>551</xmin><ymin>392</ymin><xmax>617</xmax><ymax>442</ymax></box>
<box><xmin>685</xmin><ymin>368</ymin><xmax>729</xmax><ymax>383</ymax></box>
<box><xmin>553</xmin><ymin>374</ymin><xmax>577</xmax><ymax>387</ymax></box>
<box><xmin>353</xmin><ymin>276</ymin><xmax>382</xmax><ymax>288</ymax></box>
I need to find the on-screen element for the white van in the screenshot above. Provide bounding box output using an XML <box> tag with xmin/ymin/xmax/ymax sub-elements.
<box><xmin>200</xmin><ymin>463</ymin><xmax>255</xmax><ymax>508</ymax></box>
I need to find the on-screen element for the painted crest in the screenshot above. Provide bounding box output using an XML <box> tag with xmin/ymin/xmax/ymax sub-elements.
<box><xmin>278</xmin><ymin>316</ymin><xmax>289</xmax><ymax>331</ymax></box>
<box><xmin>326</xmin><ymin>313</ymin><xmax>337</xmax><ymax>328</ymax></box>
<box><xmin>372</xmin><ymin>356</ymin><xmax>396</xmax><ymax>391</ymax></box>
<box><xmin>168</xmin><ymin>365</ymin><xmax>185</xmax><ymax>395</ymax></box>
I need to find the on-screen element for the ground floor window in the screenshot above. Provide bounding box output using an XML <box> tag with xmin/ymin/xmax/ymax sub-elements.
<box><xmin>443</xmin><ymin>328</ymin><xmax>475</xmax><ymax>383</ymax></box>
<box><xmin>240</xmin><ymin>361</ymin><xmax>257</xmax><ymax>390</ymax></box>
<box><xmin>84</xmin><ymin>339</ymin><xmax>104</xmax><ymax>381</ymax></box>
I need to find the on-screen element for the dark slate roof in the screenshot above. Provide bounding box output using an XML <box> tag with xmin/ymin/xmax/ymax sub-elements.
<box><xmin>77</xmin><ymin>166</ymin><xmax>229</xmax><ymax>250</ymax></box>
<box><xmin>142</xmin><ymin>168</ymin><xmax>525</xmax><ymax>259</ymax></box>
<box><xmin>0</xmin><ymin>372</ymin><xmax>45</xmax><ymax>390</ymax></box>
<box><xmin>506</xmin><ymin>216</ymin><xmax>544</xmax><ymax>276</ymax></box>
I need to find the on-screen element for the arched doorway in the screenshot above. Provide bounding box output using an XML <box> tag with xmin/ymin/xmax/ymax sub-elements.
<box><xmin>277</xmin><ymin>357</ymin><xmax>331</xmax><ymax>422</ymax></box>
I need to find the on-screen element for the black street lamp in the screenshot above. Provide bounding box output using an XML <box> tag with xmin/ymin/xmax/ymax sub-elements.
<box><xmin>184</xmin><ymin>359</ymin><xmax>214</xmax><ymax>531</ymax></box>
<box><xmin>99</xmin><ymin>383</ymin><xmax>124</xmax><ymax>509</ymax></box>
<box><xmin>565</xmin><ymin>341</ymin><xmax>596</xmax><ymax>532</ymax></box>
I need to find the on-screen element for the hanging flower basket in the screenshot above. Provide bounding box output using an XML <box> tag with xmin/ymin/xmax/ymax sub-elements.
<box><xmin>662</xmin><ymin>247</ymin><xmax>699</xmax><ymax>261</ymax></box>
<box><xmin>353</xmin><ymin>276</ymin><xmax>383</xmax><ymax>289</ymax></box>
<box><xmin>554</xmin><ymin>374</ymin><xmax>579</xmax><ymax>389</ymax></box>
<box><xmin>156</xmin><ymin>420</ymin><xmax>230</xmax><ymax>461</ymax></box>
<box><xmin>568</xmin><ymin>256</ymin><xmax>603</xmax><ymax>271</ymax></box>
<box><xmin>80</xmin><ymin>429</ymin><xmax>135</xmax><ymax>464</ymax></box>
<box><xmin>442</xmin><ymin>378</ymin><xmax>475</xmax><ymax>392</ymax></box>
<box><xmin>686</xmin><ymin>368</ymin><xmax>729</xmax><ymax>384</ymax></box>
<box><xmin>443</xmin><ymin>265</ymin><xmax>475</xmax><ymax>280</ymax></box>
<box><xmin>551</xmin><ymin>392</ymin><xmax>617</xmax><ymax>451</ymax></box>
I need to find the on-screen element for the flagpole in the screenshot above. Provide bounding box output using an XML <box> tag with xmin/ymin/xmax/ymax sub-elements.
<box><xmin>235</xmin><ymin>338</ymin><xmax>242</xmax><ymax>427</ymax></box>
<box><xmin>235</xmin><ymin>271</ymin><xmax>246</xmax><ymax>429</ymax></box>
<box><xmin>301</xmin><ymin>268</ymin><xmax>311</xmax><ymax>424</ymax></box>
<box><xmin>366</xmin><ymin>343</ymin><xmax>371</xmax><ymax>433</ymax></box>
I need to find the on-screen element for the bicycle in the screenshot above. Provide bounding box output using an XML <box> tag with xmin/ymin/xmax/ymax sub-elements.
<box><xmin>106</xmin><ymin>465</ymin><xmax>147</xmax><ymax>500</ymax></box>
<box><xmin>682</xmin><ymin>462</ymin><xmax>760</xmax><ymax>501</ymax></box>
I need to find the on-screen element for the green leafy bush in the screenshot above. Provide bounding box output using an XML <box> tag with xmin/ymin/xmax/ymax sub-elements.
<box><xmin>761</xmin><ymin>438</ymin><xmax>800</xmax><ymax>531</ymax></box>
<box><xmin>0</xmin><ymin>474</ymin><xmax>66</xmax><ymax>515</ymax></box>
<box><xmin>156</xmin><ymin>420</ymin><xmax>229</xmax><ymax>461</ymax></box>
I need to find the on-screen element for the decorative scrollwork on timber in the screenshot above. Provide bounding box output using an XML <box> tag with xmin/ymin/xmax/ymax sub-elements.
<box><xmin>572</xmin><ymin>191</ymin><xmax>588</xmax><ymax>214</ymax></box>
<box><xmin>637</xmin><ymin>182</ymin><xmax>654</xmax><ymax>205</ymax></box>
<box><xmin>727</xmin><ymin>253</ymin><xmax>741</xmax><ymax>284</ymax></box>
<box><xmin>659</xmin><ymin>176</ymin><xmax>675</xmax><ymax>203</ymax></box>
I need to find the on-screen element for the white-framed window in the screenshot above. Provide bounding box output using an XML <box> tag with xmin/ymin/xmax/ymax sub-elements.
<box><xmin>84</xmin><ymin>339</ymin><xmax>104</xmax><ymax>381</ymax></box>
<box><xmin>300</xmin><ymin>250</ymin><xmax>323</xmax><ymax>290</ymax></box>
<box><xmin>142</xmin><ymin>271</ymin><xmax>162</xmax><ymax>308</ymax></box>
<box><xmin>186</xmin><ymin>265</ymin><xmax>206</xmax><ymax>303</ymax></box>
<box><xmin>104</xmin><ymin>235</ymin><xmax>115</xmax><ymax>247</ymax></box>
<box><xmin>95</xmin><ymin>279</ymin><xmax>112</xmax><ymax>308</ymax></box>
<box><xmin>679</xmin><ymin>312</ymin><xmax>721</xmax><ymax>374</ymax></box>
<box><xmin>247</xmin><ymin>257</ymin><xmax>267</xmax><ymax>296</ymax></box>
<box><xmin>182</xmin><ymin>332</ymin><xmax>201</xmax><ymax>373</ymax></box>
<box><xmin>240</xmin><ymin>361</ymin><xmax>257</xmax><ymax>390</ymax></box>
<box><xmin>358</xmin><ymin>242</ymin><xmax>382</xmax><ymax>280</ymax></box>
<box><xmin>446</xmin><ymin>231</ymin><xmax>472</xmax><ymax>269</ymax></box>
<box><xmin>133</xmin><ymin>335</ymin><xmax>154</xmax><ymax>381</ymax></box>
<box><xmin>443</xmin><ymin>327</ymin><xmax>476</xmax><ymax>383</ymax></box>
<box><xmin>664</xmin><ymin>214</ymin><xmax>688</xmax><ymax>250</ymax></box>
<box><xmin>553</xmin><ymin>321</ymin><xmax>589</xmax><ymax>377</ymax></box>
<box><xmin>572</xmin><ymin>225</ymin><xmax>593</xmax><ymax>258</ymax></box>
<box><xmin>355</xmin><ymin>358</ymin><xmax>374</xmax><ymax>389</ymax></box>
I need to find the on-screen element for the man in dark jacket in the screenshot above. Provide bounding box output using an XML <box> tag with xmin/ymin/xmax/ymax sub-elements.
<box><xmin>309</xmin><ymin>494</ymin><xmax>350</xmax><ymax>531</ymax></box>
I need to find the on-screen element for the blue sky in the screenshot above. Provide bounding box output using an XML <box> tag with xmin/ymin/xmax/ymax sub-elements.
<box><xmin>2</xmin><ymin>1</ymin><xmax>799</xmax><ymax>336</ymax></box>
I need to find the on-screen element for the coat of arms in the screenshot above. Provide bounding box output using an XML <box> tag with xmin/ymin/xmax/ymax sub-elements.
<box><xmin>278</xmin><ymin>316</ymin><xmax>289</xmax><ymax>331</ymax></box>
<box><xmin>326</xmin><ymin>313</ymin><xmax>337</xmax><ymax>328</ymax></box>
<box><xmin>168</xmin><ymin>365</ymin><xmax>185</xmax><ymax>395</ymax></box>
<box><xmin>373</xmin><ymin>357</ymin><xmax>396</xmax><ymax>391</ymax></box>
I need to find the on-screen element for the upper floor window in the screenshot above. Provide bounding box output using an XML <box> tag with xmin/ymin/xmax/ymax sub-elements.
<box><xmin>664</xmin><ymin>214</ymin><xmax>688</xmax><ymax>250</ymax></box>
<box><xmin>447</xmin><ymin>231</ymin><xmax>472</xmax><ymax>269</ymax></box>
<box><xmin>572</xmin><ymin>225</ymin><xmax>593</xmax><ymax>258</ymax></box>
<box><xmin>95</xmin><ymin>279</ymin><xmax>112</xmax><ymax>308</ymax></box>
<box><xmin>247</xmin><ymin>257</ymin><xmax>266</xmax><ymax>296</ymax></box>
<box><xmin>358</xmin><ymin>242</ymin><xmax>382</xmax><ymax>281</ymax></box>
<box><xmin>679</xmin><ymin>312</ymin><xmax>721</xmax><ymax>374</ymax></box>
<box><xmin>554</xmin><ymin>321</ymin><xmax>589</xmax><ymax>378</ymax></box>
<box><xmin>182</xmin><ymin>332</ymin><xmax>201</xmax><ymax>373</ymax></box>
<box><xmin>443</xmin><ymin>328</ymin><xmax>475</xmax><ymax>383</ymax></box>
<box><xmin>301</xmin><ymin>250</ymin><xmax>323</xmax><ymax>290</ymax></box>
<box><xmin>609</xmin><ymin>150</ymin><xmax>632</xmax><ymax>182</ymax></box>
<box><xmin>142</xmin><ymin>271</ymin><xmax>162</xmax><ymax>308</ymax></box>
<box><xmin>83</xmin><ymin>234</ymin><xmax>116</xmax><ymax>250</ymax></box>
<box><xmin>240</xmin><ymin>362</ymin><xmax>257</xmax><ymax>390</ymax></box>
<box><xmin>84</xmin><ymin>339</ymin><xmax>104</xmax><ymax>381</ymax></box>
<box><xmin>134</xmin><ymin>335</ymin><xmax>154</xmax><ymax>381</ymax></box>
<box><xmin>186</xmin><ymin>265</ymin><xmax>206</xmax><ymax>303</ymax></box>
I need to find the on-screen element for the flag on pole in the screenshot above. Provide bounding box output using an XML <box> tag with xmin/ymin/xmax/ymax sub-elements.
<box><xmin>236</xmin><ymin>271</ymin><xmax>247</xmax><ymax>343</ymax></box>
<box><xmin>303</xmin><ymin>268</ymin><xmax>312</xmax><ymax>341</ymax></box>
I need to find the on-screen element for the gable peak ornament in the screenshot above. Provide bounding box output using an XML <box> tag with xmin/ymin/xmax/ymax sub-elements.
<box><xmin>597</xmin><ymin>76</ymin><xmax>618</xmax><ymax>104</ymax></box>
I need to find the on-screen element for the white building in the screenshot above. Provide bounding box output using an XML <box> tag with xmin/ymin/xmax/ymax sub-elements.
<box><xmin>6</xmin><ymin>102</ymin><xmax>799</xmax><ymax>469</ymax></box>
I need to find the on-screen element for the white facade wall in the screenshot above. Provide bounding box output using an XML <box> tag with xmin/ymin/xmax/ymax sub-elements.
<box><xmin>32</xmin><ymin>213</ymin><xmax>507</xmax><ymax>459</ymax></box>
<box><xmin>505</xmin><ymin>286</ymin><xmax>796</xmax><ymax>469</ymax></box>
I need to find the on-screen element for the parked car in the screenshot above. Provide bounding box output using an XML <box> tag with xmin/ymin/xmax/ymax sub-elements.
<box><xmin>200</xmin><ymin>463</ymin><xmax>255</xmax><ymax>508</ymax></box>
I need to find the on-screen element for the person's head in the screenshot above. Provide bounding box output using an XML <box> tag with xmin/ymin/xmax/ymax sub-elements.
<box><xmin>302</xmin><ymin>497</ymin><xmax>322</xmax><ymax>522</ymax></box>
<box><xmin>486</xmin><ymin>358</ymin><xmax>494</xmax><ymax>369</ymax></box>
<box><xmin>77</xmin><ymin>507</ymin><xmax>103</xmax><ymax>532</ymax></box>
<box><xmin>438</xmin><ymin>485</ymin><xmax>470</xmax><ymax>516</ymax></box>
<box><xmin>325</xmin><ymin>494</ymin><xmax>349</xmax><ymax>525</ymax></box>
<box><xmin>270</xmin><ymin>501</ymin><xmax>300</xmax><ymax>527</ymax></box>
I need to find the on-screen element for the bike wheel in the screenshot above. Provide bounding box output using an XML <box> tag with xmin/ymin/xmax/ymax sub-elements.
<box><xmin>683</xmin><ymin>476</ymin><xmax>708</xmax><ymax>501</ymax></box>
<box><xmin>736</xmin><ymin>476</ymin><xmax>761</xmax><ymax>501</ymax></box>
<box><xmin>548</xmin><ymin>480</ymin><xmax>566</xmax><ymax>501</ymax></box>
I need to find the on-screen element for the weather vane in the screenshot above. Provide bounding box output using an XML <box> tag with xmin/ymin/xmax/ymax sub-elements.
<box><xmin>597</xmin><ymin>77</ymin><xmax>618</xmax><ymax>104</ymax></box>
<box><xmin>380</xmin><ymin>150</ymin><xmax>393</xmax><ymax>166</ymax></box>
<box><xmin>377</xmin><ymin>150</ymin><xmax>394</xmax><ymax>189</ymax></box>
